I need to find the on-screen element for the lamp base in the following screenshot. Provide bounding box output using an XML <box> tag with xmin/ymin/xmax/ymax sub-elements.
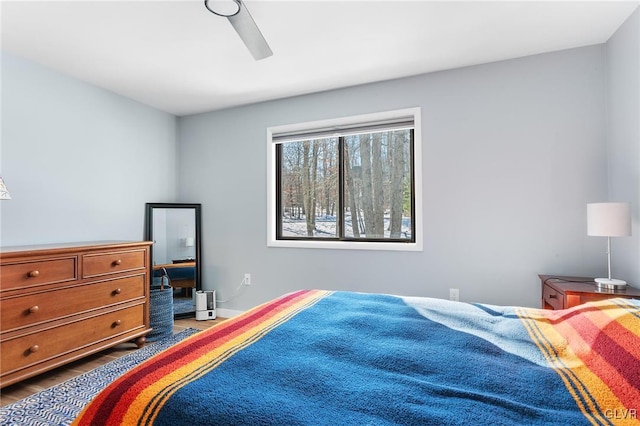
<box><xmin>594</xmin><ymin>278</ymin><xmax>627</xmax><ymax>291</ymax></box>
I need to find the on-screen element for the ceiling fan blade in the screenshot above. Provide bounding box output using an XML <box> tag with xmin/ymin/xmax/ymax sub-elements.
<box><xmin>227</xmin><ymin>2</ymin><xmax>273</xmax><ymax>60</ymax></box>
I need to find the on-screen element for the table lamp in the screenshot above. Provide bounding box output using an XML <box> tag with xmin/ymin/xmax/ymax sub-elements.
<box><xmin>587</xmin><ymin>202</ymin><xmax>632</xmax><ymax>290</ymax></box>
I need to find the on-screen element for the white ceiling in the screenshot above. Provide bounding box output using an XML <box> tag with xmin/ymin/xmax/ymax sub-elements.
<box><xmin>2</xmin><ymin>1</ymin><xmax>638</xmax><ymax>116</ymax></box>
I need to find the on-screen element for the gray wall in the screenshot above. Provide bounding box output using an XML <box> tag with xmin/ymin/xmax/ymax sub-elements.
<box><xmin>2</xmin><ymin>20</ymin><xmax>636</xmax><ymax>312</ymax></box>
<box><xmin>0</xmin><ymin>52</ymin><xmax>177</xmax><ymax>245</ymax></box>
<box><xmin>606</xmin><ymin>8</ymin><xmax>640</xmax><ymax>286</ymax></box>
<box><xmin>178</xmin><ymin>45</ymin><xmax>609</xmax><ymax>311</ymax></box>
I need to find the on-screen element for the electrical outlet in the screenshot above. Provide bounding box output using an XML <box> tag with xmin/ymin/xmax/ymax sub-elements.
<box><xmin>449</xmin><ymin>288</ymin><xmax>459</xmax><ymax>301</ymax></box>
<box><xmin>244</xmin><ymin>273</ymin><xmax>251</xmax><ymax>286</ymax></box>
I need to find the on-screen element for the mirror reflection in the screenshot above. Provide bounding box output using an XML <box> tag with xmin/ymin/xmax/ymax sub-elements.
<box><xmin>152</xmin><ymin>209</ymin><xmax>196</xmax><ymax>264</ymax></box>
<box><xmin>145</xmin><ymin>203</ymin><xmax>202</xmax><ymax>318</ymax></box>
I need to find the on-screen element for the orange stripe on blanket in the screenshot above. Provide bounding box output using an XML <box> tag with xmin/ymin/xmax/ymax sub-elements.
<box><xmin>559</xmin><ymin>304</ymin><xmax>640</xmax><ymax>411</ymax></box>
<box><xmin>600</xmin><ymin>300</ymin><xmax>640</xmax><ymax>345</ymax></box>
<box><xmin>518</xmin><ymin>308</ymin><xmax>612</xmax><ymax>425</ymax></box>
<box><xmin>73</xmin><ymin>289</ymin><xmax>332</xmax><ymax>426</ymax></box>
<box><xmin>134</xmin><ymin>290</ymin><xmax>332</xmax><ymax>426</ymax></box>
<box><xmin>519</xmin><ymin>299</ymin><xmax>640</xmax><ymax>426</ymax></box>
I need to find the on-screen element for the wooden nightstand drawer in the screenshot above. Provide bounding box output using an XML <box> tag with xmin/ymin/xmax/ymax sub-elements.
<box><xmin>82</xmin><ymin>249</ymin><xmax>146</xmax><ymax>278</ymax></box>
<box><xmin>1</xmin><ymin>275</ymin><xmax>146</xmax><ymax>331</ymax></box>
<box><xmin>542</xmin><ymin>284</ymin><xmax>564</xmax><ymax>310</ymax></box>
<box><xmin>1</xmin><ymin>304</ymin><xmax>144</xmax><ymax>376</ymax></box>
<box><xmin>0</xmin><ymin>258</ymin><xmax>77</xmax><ymax>291</ymax></box>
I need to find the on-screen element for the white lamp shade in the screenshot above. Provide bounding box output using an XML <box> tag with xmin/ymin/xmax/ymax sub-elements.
<box><xmin>587</xmin><ymin>202</ymin><xmax>631</xmax><ymax>237</ymax></box>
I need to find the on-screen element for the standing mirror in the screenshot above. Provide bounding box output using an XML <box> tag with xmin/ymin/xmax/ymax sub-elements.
<box><xmin>145</xmin><ymin>203</ymin><xmax>202</xmax><ymax>318</ymax></box>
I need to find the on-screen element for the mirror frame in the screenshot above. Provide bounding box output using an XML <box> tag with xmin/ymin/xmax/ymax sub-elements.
<box><xmin>145</xmin><ymin>202</ymin><xmax>202</xmax><ymax>318</ymax></box>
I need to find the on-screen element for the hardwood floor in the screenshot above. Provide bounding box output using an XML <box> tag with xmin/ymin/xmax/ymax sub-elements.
<box><xmin>0</xmin><ymin>316</ymin><xmax>224</xmax><ymax>408</ymax></box>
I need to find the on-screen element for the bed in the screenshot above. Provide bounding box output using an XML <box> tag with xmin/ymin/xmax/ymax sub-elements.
<box><xmin>73</xmin><ymin>290</ymin><xmax>639</xmax><ymax>425</ymax></box>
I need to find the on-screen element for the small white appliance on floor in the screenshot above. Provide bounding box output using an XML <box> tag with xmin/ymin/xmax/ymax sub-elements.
<box><xmin>195</xmin><ymin>290</ymin><xmax>216</xmax><ymax>320</ymax></box>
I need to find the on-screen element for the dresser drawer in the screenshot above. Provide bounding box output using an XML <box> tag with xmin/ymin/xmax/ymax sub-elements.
<box><xmin>542</xmin><ymin>284</ymin><xmax>564</xmax><ymax>310</ymax></box>
<box><xmin>1</xmin><ymin>275</ymin><xmax>146</xmax><ymax>331</ymax></box>
<box><xmin>0</xmin><ymin>258</ymin><xmax>77</xmax><ymax>291</ymax></box>
<box><xmin>1</xmin><ymin>304</ymin><xmax>144</xmax><ymax>375</ymax></box>
<box><xmin>83</xmin><ymin>249</ymin><xmax>146</xmax><ymax>278</ymax></box>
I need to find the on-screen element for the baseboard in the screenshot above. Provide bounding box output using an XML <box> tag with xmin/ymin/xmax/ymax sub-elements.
<box><xmin>216</xmin><ymin>308</ymin><xmax>243</xmax><ymax>318</ymax></box>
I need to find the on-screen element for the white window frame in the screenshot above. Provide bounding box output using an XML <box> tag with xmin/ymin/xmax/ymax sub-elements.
<box><xmin>267</xmin><ymin>107</ymin><xmax>423</xmax><ymax>251</ymax></box>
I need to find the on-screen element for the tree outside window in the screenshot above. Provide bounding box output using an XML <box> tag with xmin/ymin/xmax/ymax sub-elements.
<box><xmin>277</xmin><ymin>129</ymin><xmax>414</xmax><ymax>243</ymax></box>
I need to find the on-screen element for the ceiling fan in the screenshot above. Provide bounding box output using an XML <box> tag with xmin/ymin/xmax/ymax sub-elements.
<box><xmin>204</xmin><ymin>0</ymin><xmax>273</xmax><ymax>61</ymax></box>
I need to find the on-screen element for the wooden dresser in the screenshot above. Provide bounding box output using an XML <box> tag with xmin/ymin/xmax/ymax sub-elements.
<box><xmin>0</xmin><ymin>241</ymin><xmax>152</xmax><ymax>388</ymax></box>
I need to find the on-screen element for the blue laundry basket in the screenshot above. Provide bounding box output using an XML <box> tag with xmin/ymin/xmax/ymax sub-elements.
<box><xmin>147</xmin><ymin>275</ymin><xmax>174</xmax><ymax>342</ymax></box>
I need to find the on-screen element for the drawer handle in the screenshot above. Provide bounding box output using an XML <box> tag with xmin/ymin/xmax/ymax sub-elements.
<box><xmin>29</xmin><ymin>345</ymin><xmax>40</xmax><ymax>353</ymax></box>
<box><xmin>28</xmin><ymin>305</ymin><xmax>39</xmax><ymax>314</ymax></box>
<box><xmin>112</xmin><ymin>319</ymin><xmax>122</xmax><ymax>327</ymax></box>
<box><xmin>113</xmin><ymin>259</ymin><xmax>122</xmax><ymax>267</ymax></box>
<box><xmin>113</xmin><ymin>288</ymin><xmax>122</xmax><ymax>295</ymax></box>
<box><xmin>27</xmin><ymin>270</ymin><xmax>40</xmax><ymax>278</ymax></box>
<box><xmin>548</xmin><ymin>294</ymin><xmax>557</xmax><ymax>299</ymax></box>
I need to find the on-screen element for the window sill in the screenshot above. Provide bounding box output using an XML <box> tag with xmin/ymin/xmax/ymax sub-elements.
<box><xmin>267</xmin><ymin>239</ymin><xmax>423</xmax><ymax>252</ymax></box>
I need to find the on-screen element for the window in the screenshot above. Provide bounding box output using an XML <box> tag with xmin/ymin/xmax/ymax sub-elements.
<box><xmin>267</xmin><ymin>108</ymin><xmax>422</xmax><ymax>251</ymax></box>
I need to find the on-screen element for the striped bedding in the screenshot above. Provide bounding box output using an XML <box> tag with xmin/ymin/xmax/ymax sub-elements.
<box><xmin>74</xmin><ymin>290</ymin><xmax>640</xmax><ymax>425</ymax></box>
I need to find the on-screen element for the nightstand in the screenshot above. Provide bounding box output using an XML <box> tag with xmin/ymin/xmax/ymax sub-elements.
<box><xmin>539</xmin><ymin>274</ymin><xmax>640</xmax><ymax>310</ymax></box>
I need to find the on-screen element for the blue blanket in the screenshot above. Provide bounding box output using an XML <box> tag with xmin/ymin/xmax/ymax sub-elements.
<box><xmin>74</xmin><ymin>290</ymin><xmax>640</xmax><ymax>425</ymax></box>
